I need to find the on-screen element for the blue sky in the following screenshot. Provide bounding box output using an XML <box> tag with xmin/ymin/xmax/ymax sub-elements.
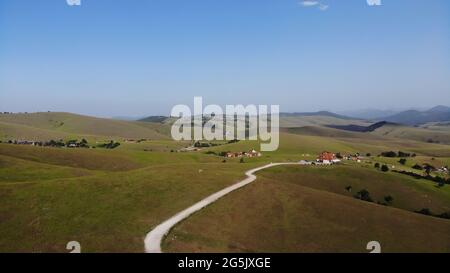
<box><xmin>0</xmin><ymin>0</ymin><xmax>449</xmax><ymax>117</ymax></box>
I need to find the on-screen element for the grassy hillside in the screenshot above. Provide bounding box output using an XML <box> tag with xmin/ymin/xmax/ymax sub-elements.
<box><xmin>371</xmin><ymin>124</ymin><xmax>450</xmax><ymax>145</ymax></box>
<box><xmin>283</xmin><ymin>126</ymin><xmax>384</xmax><ymax>139</ymax></box>
<box><xmin>279</xmin><ymin>115</ymin><xmax>370</xmax><ymax>128</ymax></box>
<box><xmin>163</xmin><ymin>165</ymin><xmax>450</xmax><ymax>253</ymax></box>
<box><xmin>0</xmin><ymin>114</ymin><xmax>449</xmax><ymax>253</ymax></box>
<box><xmin>0</xmin><ymin>144</ymin><xmax>142</xmax><ymax>171</ymax></box>
<box><xmin>0</xmin><ymin>112</ymin><xmax>170</xmax><ymax>141</ymax></box>
<box><xmin>0</xmin><ymin>121</ymin><xmax>74</xmax><ymax>141</ymax></box>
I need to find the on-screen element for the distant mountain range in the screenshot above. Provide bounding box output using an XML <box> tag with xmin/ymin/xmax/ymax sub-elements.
<box><xmin>382</xmin><ymin>105</ymin><xmax>450</xmax><ymax>126</ymax></box>
<box><xmin>137</xmin><ymin>106</ymin><xmax>450</xmax><ymax>127</ymax></box>
<box><xmin>337</xmin><ymin>109</ymin><xmax>401</xmax><ymax>120</ymax></box>
<box><xmin>280</xmin><ymin>111</ymin><xmax>356</xmax><ymax>120</ymax></box>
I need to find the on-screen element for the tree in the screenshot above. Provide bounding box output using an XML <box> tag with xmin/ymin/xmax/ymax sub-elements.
<box><xmin>381</xmin><ymin>165</ymin><xmax>389</xmax><ymax>172</ymax></box>
<box><xmin>79</xmin><ymin>138</ymin><xmax>89</xmax><ymax>148</ymax></box>
<box><xmin>354</xmin><ymin>189</ymin><xmax>373</xmax><ymax>202</ymax></box>
<box><xmin>398</xmin><ymin>151</ymin><xmax>411</xmax><ymax>158</ymax></box>
<box><xmin>398</xmin><ymin>158</ymin><xmax>407</xmax><ymax>165</ymax></box>
<box><xmin>381</xmin><ymin>151</ymin><xmax>397</xmax><ymax>157</ymax></box>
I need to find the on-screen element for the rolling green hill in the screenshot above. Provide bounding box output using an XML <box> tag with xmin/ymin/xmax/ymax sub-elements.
<box><xmin>0</xmin><ymin>112</ymin><xmax>170</xmax><ymax>141</ymax></box>
<box><xmin>279</xmin><ymin>115</ymin><xmax>370</xmax><ymax>128</ymax></box>
<box><xmin>163</xmin><ymin>165</ymin><xmax>450</xmax><ymax>253</ymax></box>
<box><xmin>0</xmin><ymin>112</ymin><xmax>449</xmax><ymax>253</ymax></box>
<box><xmin>370</xmin><ymin>123</ymin><xmax>450</xmax><ymax>145</ymax></box>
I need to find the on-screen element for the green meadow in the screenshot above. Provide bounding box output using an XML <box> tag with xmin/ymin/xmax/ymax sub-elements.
<box><xmin>0</xmin><ymin>112</ymin><xmax>449</xmax><ymax>252</ymax></box>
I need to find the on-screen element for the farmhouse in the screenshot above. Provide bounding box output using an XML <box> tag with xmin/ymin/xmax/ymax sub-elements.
<box><xmin>316</xmin><ymin>151</ymin><xmax>341</xmax><ymax>164</ymax></box>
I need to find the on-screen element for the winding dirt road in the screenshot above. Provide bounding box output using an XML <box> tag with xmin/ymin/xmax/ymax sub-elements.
<box><xmin>144</xmin><ymin>162</ymin><xmax>300</xmax><ymax>253</ymax></box>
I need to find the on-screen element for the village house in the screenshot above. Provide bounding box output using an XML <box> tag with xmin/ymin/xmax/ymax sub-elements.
<box><xmin>316</xmin><ymin>151</ymin><xmax>341</xmax><ymax>164</ymax></box>
<box><xmin>316</xmin><ymin>152</ymin><xmax>340</xmax><ymax>164</ymax></box>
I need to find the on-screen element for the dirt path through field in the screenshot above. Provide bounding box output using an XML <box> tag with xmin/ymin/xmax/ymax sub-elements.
<box><xmin>144</xmin><ymin>162</ymin><xmax>301</xmax><ymax>253</ymax></box>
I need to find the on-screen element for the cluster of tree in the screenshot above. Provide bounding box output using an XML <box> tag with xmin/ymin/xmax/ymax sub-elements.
<box><xmin>194</xmin><ymin>139</ymin><xmax>239</xmax><ymax>148</ymax></box>
<box><xmin>97</xmin><ymin>141</ymin><xmax>121</xmax><ymax>149</ymax></box>
<box><xmin>194</xmin><ymin>141</ymin><xmax>220</xmax><ymax>148</ymax></box>
<box><xmin>380</xmin><ymin>151</ymin><xmax>416</xmax><ymax>158</ymax></box>
<box><xmin>392</xmin><ymin>170</ymin><xmax>449</xmax><ymax>186</ymax></box>
<box><xmin>352</xmin><ymin>188</ymin><xmax>394</xmax><ymax>206</ymax></box>
<box><xmin>415</xmin><ymin>208</ymin><xmax>450</xmax><ymax>220</ymax></box>
<box><xmin>44</xmin><ymin>140</ymin><xmax>64</xmax><ymax>147</ymax></box>
<box><xmin>374</xmin><ymin>163</ymin><xmax>389</xmax><ymax>172</ymax></box>
<box><xmin>411</xmin><ymin>163</ymin><xmax>438</xmax><ymax>175</ymax></box>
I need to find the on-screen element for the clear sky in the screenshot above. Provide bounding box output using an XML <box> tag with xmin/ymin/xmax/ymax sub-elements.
<box><xmin>0</xmin><ymin>0</ymin><xmax>449</xmax><ymax>117</ymax></box>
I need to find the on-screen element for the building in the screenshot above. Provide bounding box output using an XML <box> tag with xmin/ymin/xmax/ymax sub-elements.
<box><xmin>317</xmin><ymin>151</ymin><xmax>336</xmax><ymax>162</ymax></box>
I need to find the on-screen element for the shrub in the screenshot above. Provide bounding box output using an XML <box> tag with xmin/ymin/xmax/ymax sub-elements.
<box><xmin>240</xmin><ymin>158</ymin><xmax>244</xmax><ymax>163</ymax></box>
<box><xmin>437</xmin><ymin>212</ymin><xmax>450</xmax><ymax>219</ymax></box>
<box><xmin>374</xmin><ymin>163</ymin><xmax>380</xmax><ymax>169</ymax></box>
<box><xmin>381</xmin><ymin>165</ymin><xmax>389</xmax><ymax>172</ymax></box>
<box><xmin>384</xmin><ymin>195</ymin><xmax>394</xmax><ymax>205</ymax></box>
<box><xmin>398</xmin><ymin>158</ymin><xmax>407</xmax><ymax>165</ymax></box>
<box><xmin>415</xmin><ymin>208</ymin><xmax>432</xmax><ymax>216</ymax></box>
<box><xmin>412</xmin><ymin>164</ymin><xmax>423</xmax><ymax>170</ymax></box>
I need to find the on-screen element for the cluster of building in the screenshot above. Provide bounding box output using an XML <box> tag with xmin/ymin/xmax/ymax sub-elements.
<box><xmin>342</xmin><ymin>153</ymin><xmax>364</xmax><ymax>162</ymax></box>
<box><xmin>224</xmin><ymin>150</ymin><xmax>262</xmax><ymax>158</ymax></box>
<box><xmin>3</xmin><ymin>140</ymin><xmax>48</xmax><ymax>146</ymax></box>
<box><xmin>316</xmin><ymin>152</ymin><xmax>366</xmax><ymax>164</ymax></box>
<box><xmin>3</xmin><ymin>139</ymin><xmax>89</xmax><ymax>148</ymax></box>
<box><xmin>315</xmin><ymin>151</ymin><xmax>341</xmax><ymax>165</ymax></box>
